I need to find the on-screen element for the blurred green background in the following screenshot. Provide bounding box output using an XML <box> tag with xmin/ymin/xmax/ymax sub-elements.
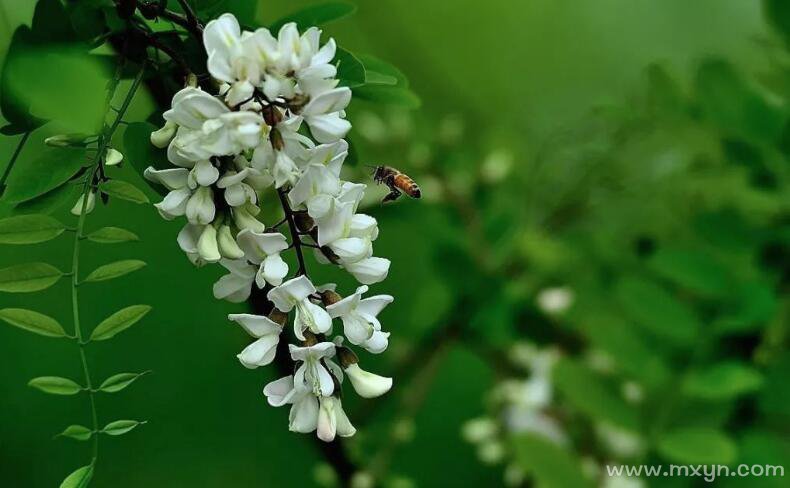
<box><xmin>0</xmin><ymin>0</ymin><xmax>788</xmax><ymax>487</ymax></box>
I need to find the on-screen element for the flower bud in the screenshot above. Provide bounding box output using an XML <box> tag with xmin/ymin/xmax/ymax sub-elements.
<box><xmin>294</xmin><ymin>212</ymin><xmax>315</xmax><ymax>232</ymax></box>
<box><xmin>45</xmin><ymin>133</ymin><xmax>88</xmax><ymax>147</ymax></box>
<box><xmin>186</xmin><ymin>72</ymin><xmax>198</xmax><ymax>88</ymax></box>
<box><xmin>197</xmin><ymin>225</ymin><xmax>221</xmax><ymax>263</ymax></box>
<box><xmin>233</xmin><ymin>206</ymin><xmax>265</xmax><ymax>233</ymax></box>
<box><xmin>185</xmin><ymin>187</ymin><xmax>216</xmax><ymax>225</ymax></box>
<box><xmin>217</xmin><ymin>225</ymin><xmax>245</xmax><ymax>259</ymax></box>
<box><xmin>150</xmin><ymin>120</ymin><xmax>177</xmax><ymax>148</ymax></box>
<box><xmin>268</xmin><ymin>309</ymin><xmax>288</xmax><ymax>326</ymax></box>
<box><xmin>344</xmin><ymin>363</ymin><xmax>392</xmax><ymax>398</ymax></box>
<box><xmin>105</xmin><ymin>148</ymin><xmax>123</xmax><ymax>166</ymax></box>
<box><xmin>320</xmin><ymin>289</ymin><xmax>343</xmax><ymax>307</ymax></box>
<box><xmin>70</xmin><ymin>191</ymin><xmax>96</xmax><ymax>216</ymax></box>
<box><xmin>335</xmin><ymin>346</ymin><xmax>358</xmax><ymax>368</ymax></box>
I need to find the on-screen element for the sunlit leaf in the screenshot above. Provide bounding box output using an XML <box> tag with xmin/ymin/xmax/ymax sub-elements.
<box><xmin>0</xmin><ymin>214</ymin><xmax>66</xmax><ymax>244</ymax></box>
<box><xmin>511</xmin><ymin>433</ymin><xmax>592</xmax><ymax>488</ymax></box>
<box><xmin>100</xmin><ymin>180</ymin><xmax>150</xmax><ymax>204</ymax></box>
<box><xmin>2</xmin><ymin>147</ymin><xmax>87</xmax><ymax>204</ymax></box>
<box><xmin>0</xmin><ymin>262</ymin><xmax>63</xmax><ymax>292</ymax></box>
<box><xmin>336</xmin><ymin>48</ymin><xmax>366</xmax><ymax>88</ymax></box>
<box><xmin>98</xmin><ymin>371</ymin><xmax>150</xmax><ymax>393</ymax></box>
<box><xmin>101</xmin><ymin>419</ymin><xmax>146</xmax><ymax>436</ymax></box>
<box><xmin>28</xmin><ymin>376</ymin><xmax>82</xmax><ymax>395</ymax></box>
<box><xmin>90</xmin><ymin>305</ymin><xmax>151</xmax><ymax>341</ymax></box>
<box><xmin>683</xmin><ymin>362</ymin><xmax>764</xmax><ymax>400</ymax></box>
<box><xmin>270</xmin><ymin>2</ymin><xmax>356</xmax><ymax>31</ymax></box>
<box><xmin>553</xmin><ymin>358</ymin><xmax>639</xmax><ymax>430</ymax></box>
<box><xmin>354</xmin><ymin>85</ymin><xmax>421</xmax><ymax>109</ymax></box>
<box><xmin>0</xmin><ymin>308</ymin><xmax>66</xmax><ymax>338</ymax></box>
<box><xmin>359</xmin><ymin>54</ymin><xmax>408</xmax><ymax>87</ymax></box>
<box><xmin>648</xmin><ymin>248</ymin><xmax>731</xmax><ymax>297</ymax></box>
<box><xmin>86</xmin><ymin>226</ymin><xmax>139</xmax><ymax>244</ymax></box>
<box><xmin>59</xmin><ymin>465</ymin><xmax>93</xmax><ymax>488</ymax></box>
<box><xmin>57</xmin><ymin>425</ymin><xmax>93</xmax><ymax>441</ymax></box>
<box><xmin>84</xmin><ymin>260</ymin><xmax>146</xmax><ymax>283</ymax></box>
<box><xmin>615</xmin><ymin>276</ymin><xmax>699</xmax><ymax>345</ymax></box>
<box><xmin>0</xmin><ymin>27</ymin><xmax>46</xmax><ymax>133</ymax></box>
<box><xmin>657</xmin><ymin>428</ymin><xmax>737</xmax><ymax>464</ymax></box>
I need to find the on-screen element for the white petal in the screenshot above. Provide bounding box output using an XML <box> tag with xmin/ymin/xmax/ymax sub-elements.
<box><xmin>228</xmin><ymin>313</ymin><xmax>282</xmax><ymax>337</ymax></box>
<box><xmin>263</xmin><ymin>375</ymin><xmax>295</xmax><ymax>407</ymax></box>
<box><xmin>345</xmin><ymin>363</ymin><xmax>392</xmax><ymax>398</ymax></box>
<box><xmin>344</xmin><ymin>257</ymin><xmax>390</xmax><ymax>285</ymax></box>
<box><xmin>362</xmin><ymin>330</ymin><xmax>390</xmax><ymax>354</ymax></box>
<box><xmin>356</xmin><ymin>295</ymin><xmax>394</xmax><ymax>318</ymax></box>
<box><xmin>289</xmin><ymin>394</ymin><xmax>319</xmax><ymax>433</ymax></box>
<box><xmin>306</xmin><ymin>112</ymin><xmax>351</xmax><ymax>143</ymax></box>
<box><xmin>237</xmin><ymin>335</ymin><xmax>279</xmax><ymax>368</ymax></box>
<box><xmin>262</xmin><ymin>254</ymin><xmax>288</xmax><ymax>286</ymax></box>
<box><xmin>144</xmin><ymin>167</ymin><xmax>189</xmax><ymax>190</ymax></box>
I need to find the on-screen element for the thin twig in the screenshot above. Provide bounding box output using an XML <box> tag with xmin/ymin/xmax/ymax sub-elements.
<box><xmin>0</xmin><ymin>131</ymin><xmax>31</xmax><ymax>196</ymax></box>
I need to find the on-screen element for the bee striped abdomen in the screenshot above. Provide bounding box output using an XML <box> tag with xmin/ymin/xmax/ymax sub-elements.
<box><xmin>393</xmin><ymin>174</ymin><xmax>421</xmax><ymax>198</ymax></box>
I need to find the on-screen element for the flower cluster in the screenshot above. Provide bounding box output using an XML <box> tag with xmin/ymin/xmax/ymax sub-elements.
<box><xmin>146</xmin><ymin>14</ymin><xmax>393</xmax><ymax>441</ymax></box>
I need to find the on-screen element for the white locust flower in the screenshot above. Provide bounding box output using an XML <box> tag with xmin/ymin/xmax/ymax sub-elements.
<box><xmin>326</xmin><ymin>285</ymin><xmax>392</xmax><ymax>353</ymax></box>
<box><xmin>344</xmin><ymin>363</ymin><xmax>392</xmax><ymax>398</ymax></box>
<box><xmin>213</xmin><ymin>259</ymin><xmax>256</xmax><ymax>302</ymax></box>
<box><xmin>185</xmin><ymin>186</ymin><xmax>216</xmax><ymax>225</ymax></box>
<box><xmin>150</xmin><ymin>120</ymin><xmax>177</xmax><ymax>148</ymax></box>
<box><xmin>290</xmin><ymin>342</ymin><xmax>336</xmax><ymax>397</ymax></box>
<box><xmin>343</xmin><ymin>256</ymin><xmax>391</xmax><ymax>285</ymax></box>
<box><xmin>144</xmin><ymin>167</ymin><xmax>192</xmax><ymax>220</ymax></box>
<box><xmin>263</xmin><ymin>375</ymin><xmax>320</xmax><ymax>434</ymax></box>
<box><xmin>228</xmin><ymin>313</ymin><xmax>283</xmax><ymax>368</ymax></box>
<box><xmin>236</xmin><ymin>229</ymin><xmax>289</xmax><ymax>286</ymax></box>
<box><xmin>203</xmin><ymin>13</ymin><xmax>261</xmax><ymax>106</ymax></box>
<box><xmin>287</xmin><ymin>163</ymin><xmax>341</xmax><ymax>217</ymax></box>
<box><xmin>105</xmin><ymin>148</ymin><xmax>123</xmax><ymax>166</ymax></box>
<box><xmin>268</xmin><ymin>276</ymin><xmax>331</xmax><ymax>340</ymax></box>
<box><xmin>317</xmin><ymin>396</ymin><xmax>356</xmax><ymax>442</ymax></box>
<box><xmin>301</xmin><ymin>87</ymin><xmax>352</xmax><ymax>143</ymax></box>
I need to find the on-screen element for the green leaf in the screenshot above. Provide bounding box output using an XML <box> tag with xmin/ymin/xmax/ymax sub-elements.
<box><xmin>101</xmin><ymin>419</ymin><xmax>146</xmax><ymax>436</ymax></box>
<box><xmin>0</xmin><ymin>27</ymin><xmax>46</xmax><ymax>132</ymax></box>
<box><xmin>0</xmin><ymin>308</ymin><xmax>66</xmax><ymax>337</ymax></box>
<box><xmin>270</xmin><ymin>2</ymin><xmax>356</xmax><ymax>31</ymax></box>
<box><xmin>0</xmin><ymin>214</ymin><xmax>66</xmax><ymax>244</ymax></box>
<box><xmin>335</xmin><ymin>48</ymin><xmax>366</xmax><ymax>88</ymax></box>
<box><xmin>28</xmin><ymin>376</ymin><xmax>82</xmax><ymax>395</ymax></box>
<box><xmin>98</xmin><ymin>371</ymin><xmax>150</xmax><ymax>393</ymax></box>
<box><xmin>553</xmin><ymin>358</ymin><xmax>639</xmax><ymax>430</ymax></box>
<box><xmin>12</xmin><ymin>183</ymin><xmax>80</xmax><ymax>216</ymax></box>
<box><xmin>2</xmin><ymin>147</ymin><xmax>87</xmax><ymax>204</ymax></box>
<box><xmin>84</xmin><ymin>260</ymin><xmax>146</xmax><ymax>283</ymax></box>
<box><xmin>615</xmin><ymin>276</ymin><xmax>699</xmax><ymax>345</ymax></box>
<box><xmin>683</xmin><ymin>362</ymin><xmax>764</xmax><ymax>400</ymax></box>
<box><xmin>60</xmin><ymin>465</ymin><xmax>93</xmax><ymax>488</ymax></box>
<box><xmin>57</xmin><ymin>424</ymin><xmax>93</xmax><ymax>441</ymax></box>
<box><xmin>511</xmin><ymin>434</ymin><xmax>592</xmax><ymax>488</ymax></box>
<box><xmin>354</xmin><ymin>85</ymin><xmax>421</xmax><ymax>109</ymax></box>
<box><xmin>657</xmin><ymin>428</ymin><xmax>737</xmax><ymax>464</ymax></box>
<box><xmin>648</xmin><ymin>248</ymin><xmax>730</xmax><ymax>297</ymax></box>
<box><xmin>86</xmin><ymin>226</ymin><xmax>139</xmax><ymax>244</ymax></box>
<box><xmin>90</xmin><ymin>305</ymin><xmax>151</xmax><ymax>341</ymax></box>
<box><xmin>695</xmin><ymin>59</ymin><xmax>785</xmax><ymax>144</ymax></box>
<box><xmin>0</xmin><ymin>262</ymin><xmax>63</xmax><ymax>292</ymax></box>
<box><xmin>358</xmin><ymin>54</ymin><xmax>408</xmax><ymax>87</ymax></box>
<box><xmin>765</xmin><ymin>0</ymin><xmax>790</xmax><ymax>47</ymax></box>
<box><xmin>100</xmin><ymin>180</ymin><xmax>150</xmax><ymax>204</ymax></box>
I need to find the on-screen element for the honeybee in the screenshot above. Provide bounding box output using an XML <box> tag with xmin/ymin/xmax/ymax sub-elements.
<box><xmin>372</xmin><ymin>165</ymin><xmax>421</xmax><ymax>203</ymax></box>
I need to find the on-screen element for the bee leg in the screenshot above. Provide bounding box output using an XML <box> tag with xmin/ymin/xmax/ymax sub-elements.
<box><xmin>382</xmin><ymin>189</ymin><xmax>402</xmax><ymax>203</ymax></box>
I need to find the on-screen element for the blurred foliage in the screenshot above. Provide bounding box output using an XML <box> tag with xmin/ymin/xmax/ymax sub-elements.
<box><xmin>0</xmin><ymin>0</ymin><xmax>788</xmax><ymax>487</ymax></box>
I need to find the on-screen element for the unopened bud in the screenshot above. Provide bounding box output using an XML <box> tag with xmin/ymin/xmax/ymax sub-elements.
<box><xmin>186</xmin><ymin>72</ymin><xmax>198</xmax><ymax>88</ymax></box>
<box><xmin>268</xmin><ymin>309</ymin><xmax>288</xmax><ymax>326</ymax></box>
<box><xmin>336</xmin><ymin>346</ymin><xmax>358</xmax><ymax>368</ymax></box>
<box><xmin>105</xmin><ymin>148</ymin><xmax>123</xmax><ymax>166</ymax></box>
<box><xmin>70</xmin><ymin>191</ymin><xmax>96</xmax><ymax>216</ymax></box>
<box><xmin>303</xmin><ymin>330</ymin><xmax>319</xmax><ymax>346</ymax></box>
<box><xmin>45</xmin><ymin>133</ymin><xmax>88</xmax><ymax>147</ymax></box>
<box><xmin>150</xmin><ymin>120</ymin><xmax>177</xmax><ymax>148</ymax></box>
<box><xmin>270</xmin><ymin>128</ymin><xmax>284</xmax><ymax>151</ymax></box>
<box><xmin>232</xmin><ymin>206</ymin><xmax>265</xmax><ymax>233</ymax></box>
<box><xmin>294</xmin><ymin>212</ymin><xmax>315</xmax><ymax>232</ymax></box>
<box><xmin>320</xmin><ymin>289</ymin><xmax>343</xmax><ymax>307</ymax></box>
<box><xmin>217</xmin><ymin>225</ymin><xmax>244</xmax><ymax>259</ymax></box>
<box><xmin>197</xmin><ymin>225</ymin><xmax>221</xmax><ymax>263</ymax></box>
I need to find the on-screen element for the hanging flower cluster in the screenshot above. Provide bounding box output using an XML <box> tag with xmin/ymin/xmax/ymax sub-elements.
<box><xmin>145</xmin><ymin>13</ymin><xmax>393</xmax><ymax>442</ymax></box>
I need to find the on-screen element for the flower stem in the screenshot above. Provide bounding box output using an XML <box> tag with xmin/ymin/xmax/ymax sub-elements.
<box><xmin>0</xmin><ymin>131</ymin><xmax>30</xmax><ymax>196</ymax></box>
<box><xmin>69</xmin><ymin>65</ymin><xmax>146</xmax><ymax>469</ymax></box>
<box><xmin>277</xmin><ymin>188</ymin><xmax>309</xmax><ymax>277</ymax></box>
